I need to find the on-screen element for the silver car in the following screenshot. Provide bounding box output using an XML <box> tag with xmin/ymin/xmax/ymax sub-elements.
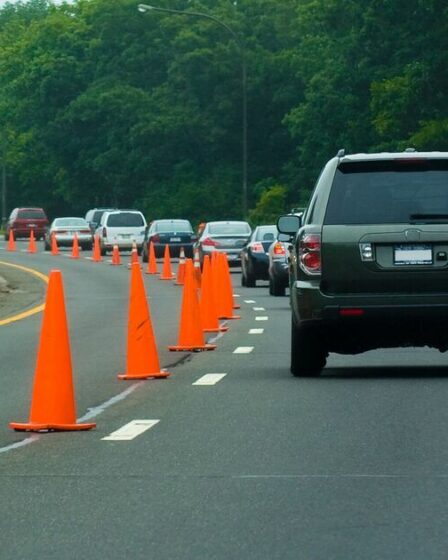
<box><xmin>195</xmin><ymin>221</ymin><xmax>252</xmax><ymax>266</ymax></box>
<box><xmin>44</xmin><ymin>217</ymin><xmax>93</xmax><ymax>250</ymax></box>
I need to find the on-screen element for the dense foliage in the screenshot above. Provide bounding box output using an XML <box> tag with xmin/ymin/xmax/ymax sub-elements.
<box><xmin>0</xmin><ymin>0</ymin><xmax>446</xmax><ymax>224</ymax></box>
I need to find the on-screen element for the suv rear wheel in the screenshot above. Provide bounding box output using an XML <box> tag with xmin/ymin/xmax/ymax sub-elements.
<box><xmin>290</xmin><ymin>317</ymin><xmax>327</xmax><ymax>377</ymax></box>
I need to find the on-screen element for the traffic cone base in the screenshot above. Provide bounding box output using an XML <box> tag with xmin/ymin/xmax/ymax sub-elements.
<box><xmin>168</xmin><ymin>343</ymin><xmax>217</xmax><ymax>352</ymax></box>
<box><xmin>10</xmin><ymin>421</ymin><xmax>96</xmax><ymax>432</ymax></box>
<box><xmin>219</xmin><ymin>314</ymin><xmax>241</xmax><ymax>320</ymax></box>
<box><xmin>118</xmin><ymin>370</ymin><xmax>170</xmax><ymax>380</ymax></box>
<box><xmin>233</xmin><ymin>304</ymin><xmax>241</xmax><ymax>309</ymax></box>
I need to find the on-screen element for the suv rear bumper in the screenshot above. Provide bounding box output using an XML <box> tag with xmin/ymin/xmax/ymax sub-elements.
<box><xmin>292</xmin><ymin>280</ymin><xmax>448</xmax><ymax>352</ymax></box>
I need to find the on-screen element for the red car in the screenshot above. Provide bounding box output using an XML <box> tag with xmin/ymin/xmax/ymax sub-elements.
<box><xmin>5</xmin><ymin>207</ymin><xmax>49</xmax><ymax>240</ymax></box>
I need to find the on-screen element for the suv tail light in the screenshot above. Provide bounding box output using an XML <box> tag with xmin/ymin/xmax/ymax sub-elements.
<box><xmin>102</xmin><ymin>227</ymin><xmax>107</xmax><ymax>238</ymax></box>
<box><xmin>152</xmin><ymin>234</ymin><xmax>160</xmax><ymax>243</ymax></box>
<box><xmin>299</xmin><ymin>233</ymin><xmax>321</xmax><ymax>274</ymax></box>
<box><xmin>250</xmin><ymin>242</ymin><xmax>264</xmax><ymax>253</ymax></box>
<box><xmin>273</xmin><ymin>242</ymin><xmax>286</xmax><ymax>255</ymax></box>
<box><xmin>202</xmin><ymin>237</ymin><xmax>219</xmax><ymax>247</ymax></box>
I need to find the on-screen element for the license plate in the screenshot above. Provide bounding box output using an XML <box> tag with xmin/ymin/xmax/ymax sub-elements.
<box><xmin>394</xmin><ymin>244</ymin><xmax>432</xmax><ymax>265</ymax></box>
<box><xmin>170</xmin><ymin>237</ymin><xmax>181</xmax><ymax>242</ymax></box>
<box><xmin>227</xmin><ymin>254</ymin><xmax>238</xmax><ymax>260</ymax></box>
<box><xmin>28</xmin><ymin>223</ymin><xmax>36</xmax><ymax>228</ymax></box>
<box><xmin>120</xmin><ymin>234</ymin><xmax>131</xmax><ymax>239</ymax></box>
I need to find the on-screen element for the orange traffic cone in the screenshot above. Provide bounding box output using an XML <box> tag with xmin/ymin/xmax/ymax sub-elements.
<box><xmin>111</xmin><ymin>244</ymin><xmax>121</xmax><ymax>265</ymax></box>
<box><xmin>145</xmin><ymin>241</ymin><xmax>158</xmax><ymax>275</ymax></box>
<box><xmin>9</xmin><ymin>270</ymin><xmax>96</xmax><ymax>432</ymax></box>
<box><xmin>217</xmin><ymin>253</ymin><xmax>240</xmax><ymax>320</ymax></box>
<box><xmin>50</xmin><ymin>232</ymin><xmax>59</xmax><ymax>256</ymax></box>
<box><xmin>118</xmin><ymin>262</ymin><xmax>170</xmax><ymax>380</ymax></box>
<box><xmin>193</xmin><ymin>246</ymin><xmax>202</xmax><ymax>288</ymax></box>
<box><xmin>200</xmin><ymin>255</ymin><xmax>228</xmax><ymax>333</ymax></box>
<box><xmin>70</xmin><ymin>233</ymin><xmax>80</xmax><ymax>259</ymax></box>
<box><xmin>7</xmin><ymin>230</ymin><xmax>16</xmax><ymax>252</ymax></box>
<box><xmin>92</xmin><ymin>235</ymin><xmax>102</xmax><ymax>262</ymax></box>
<box><xmin>175</xmin><ymin>247</ymin><xmax>186</xmax><ymax>285</ymax></box>
<box><xmin>27</xmin><ymin>230</ymin><xmax>37</xmax><ymax>254</ymax></box>
<box><xmin>130</xmin><ymin>243</ymin><xmax>139</xmax><ymax>265</ymax></box>
<box><xmin>159</xmin><ymin>244</ymin><xmax>174</xmax><ymax>280</ymax></box>
<box><xmin>168</xmin><ymin>259</ymin><xmax>216</xmax><ymax>352</ymax></box>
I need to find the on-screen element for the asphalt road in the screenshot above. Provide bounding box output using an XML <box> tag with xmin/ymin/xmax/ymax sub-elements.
<box><xmin>1</xmin><ymin>240</ymin><xmax>448</xmax><ymax>559</ymax></box>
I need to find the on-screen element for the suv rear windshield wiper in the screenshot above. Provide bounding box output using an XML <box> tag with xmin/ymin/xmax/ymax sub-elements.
<box><xmin>410</xmin><ymin>213</ymin><xmax>448</xmax><ymax>222</ymax></box>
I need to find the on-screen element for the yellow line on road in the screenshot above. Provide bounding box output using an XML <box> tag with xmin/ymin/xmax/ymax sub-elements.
<box><xmin>0</xmin><ymin>261</ymin><xmax>48</xmax><ymax>326</ymax></box>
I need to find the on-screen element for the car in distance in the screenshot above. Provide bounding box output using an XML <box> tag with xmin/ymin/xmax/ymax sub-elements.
<box><xmin>241</xmin><ymin>225</ymin><xmax>277</xmax><ymax>287</ymax></box>
<box><xmin>97</xmin><ymin>210</ymin><xmax>147</xmax><ymax>255</ymax></box>
<box><xmin>44</xmin><ymin>217</ymin><xmax>93</xmax><ymax>250</ymax></box>
<box><xmin>195</xmin><ymin>221</ymin><xmax>252</xmax><ymax>266</ymax></box>
<box><xmin>5</xmin><ymin>207</ymin><xmax>49</xmax><ymax>240</ymax></box>
<box><xmin>84</xmin><ymin>207</ymin><xmax>117</xmax><ymax>233</ymax></box>
<box><xmin>279</xmin><ymin>149</ymin><xmax>448</xmax><ymax>377</ymax></box>
<box><xmin>142</xmin><ymin>219</ymin><xmax>196</xmax><ymax>261</ymax></box>
<box><xmin>267</xmin><ymin>233</ymin><xmax>291</xmax><ymax>296</ymax></box>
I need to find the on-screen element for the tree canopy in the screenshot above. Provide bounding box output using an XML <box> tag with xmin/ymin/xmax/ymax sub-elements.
<box><xmin>0</xmin><ymin>0</ymin><xmax>446</xmax><ymax>224</ymax></box>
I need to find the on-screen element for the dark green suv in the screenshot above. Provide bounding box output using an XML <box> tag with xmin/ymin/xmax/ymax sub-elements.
<box><xmin>278</xmin><ymin>149</ymin><xmax>448</xmax><ymax>376</ymax></box>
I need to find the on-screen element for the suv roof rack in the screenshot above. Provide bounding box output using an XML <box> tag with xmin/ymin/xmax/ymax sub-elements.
<box><xmin>336</xmin><ymin>148</ymin><xmax>345</xmax><ymax>157</ymax></box>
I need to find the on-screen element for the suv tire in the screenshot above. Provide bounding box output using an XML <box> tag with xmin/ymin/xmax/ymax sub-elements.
<box><xmin>290</xmin><ymin>316</ymin><xmax>326</xmax><ymax>377</ymax></box>
<box><xmin>271</xmin><ymin>277</ymin><xmax>285</xmax><ymax>297</ymax></box>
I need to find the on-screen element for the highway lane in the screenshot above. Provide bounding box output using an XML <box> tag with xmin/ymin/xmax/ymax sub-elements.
<box><xmin>2</xmin><ymin>243</ymin><xmax>448</xmax><ymax>558</ymax></box>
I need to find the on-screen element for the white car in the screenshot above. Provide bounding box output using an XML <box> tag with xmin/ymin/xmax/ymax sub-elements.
<box><xmin>44</xmin><ymin>217</ymin><xmax>93</xmax><ymax>250</ymax></box>
<box><xmin>97</xmin><ymin>210</ymin><xmax>147</xmax><ymax>255</ymax></box>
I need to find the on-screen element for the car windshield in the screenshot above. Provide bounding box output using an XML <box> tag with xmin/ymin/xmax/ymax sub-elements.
<box><xmin>107</xmin><ymin>212</ymin><xmax>144</xmax><ymax>227</ymax></box>
<box><xmin>209</xmin><ymin>223</ymin><xmax>251</xmax><ymax>235</ymax></box>
<box><xmin>255</xmin><ymin>225</ymin><xmax>277</xmax><ymax>241</ymax></box>
<box><xmin>155</xmin><ymin>220</ymin><xmax>192</xmax><ymax>233</ymax></box>
<box><xmin>324</xmin><ymin>159</ymin><xmax>448</xmax><ymax>224</ymax></box>
<box><xmin>54</xmin><ymin>218</ymin><xmax>88</xmax><ymax>227</ymax></box>
<box><xmin>18</xmin><ymin>209</ymin><xmax>45</xmax><ymax>219</ymax></box>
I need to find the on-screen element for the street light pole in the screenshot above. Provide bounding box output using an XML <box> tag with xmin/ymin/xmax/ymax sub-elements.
<box><xmin>137</xmin><ymin>3</ymin><xmax>248</xmax><ymax>217</ymax></box>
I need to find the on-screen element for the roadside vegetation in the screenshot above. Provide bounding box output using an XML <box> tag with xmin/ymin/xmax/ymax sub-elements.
<box><xmin>0</xmin><ymin>0</ymin><xmax>446</xmax><ymax>224</ymax></box>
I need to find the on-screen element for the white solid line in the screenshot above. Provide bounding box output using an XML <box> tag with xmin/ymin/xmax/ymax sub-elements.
<box><xmin>255</xmin><ymin>316</ymin><xmax>269</xmax><ymax>321</ymax></box>
<box><xmin>102</xmin><ymin>419</ymin><xmax>159</xmax><ymax>441</ymax></box>
<box><xmin>253</xmin><ymin>307</ymin><xmax>265</xmax><ymax>311</ymax></box>
<box><xmin>78</xmin><ymin>383</ymin><xmax>144</xmax><ymax>422</ymax></box>
<box><xmin>244</xmin><ymin>300</ymin><xmax>256</xmax><ymax>303</ymax></box>
<box><xmin>249</xmin><ymin>328</ymin><xmax>264</xmax><ymax>334</ymax></box>
<box><xmin>193</xmin><ymin>373</ymin><xmax>227</xmax><ymax>386</ymax></box>
<box><xmin>233</xmin><ymin>346</ymin><xmax>254</xmax><ymax>354</ymax></box>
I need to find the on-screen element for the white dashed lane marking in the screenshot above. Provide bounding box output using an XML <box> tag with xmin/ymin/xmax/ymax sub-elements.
<box><xmin>193</xmin><ymin>374</ymin><xmax>227</xmax><ymax>386</ymax></box>
<box><xmin>233</xmin><ymin>347</ymin><xmax>254</xmax><ymax>354</ymax></box>
<box><xmin>244</xmin><ymin>300</ymin><xmax>256</xmax><ymax>303</ymax></box>
<box><xmin>255</xmin><ymin>316</ymin><xmax>269</xmax><ymax>321</ymax></box>
<box><xmin>249</xmin><ymin>329</ymin><xmax>264</xmax><ymax>334</ymax></box>
<box><xmin>102</xmin><ymin>420</ymin><xmax>159</xmax><ymax>441</ymax></box>
<box><xmin>253</xmin><ymin>307</ymin><xmax>265</xmax><ymax>311</ymax></box>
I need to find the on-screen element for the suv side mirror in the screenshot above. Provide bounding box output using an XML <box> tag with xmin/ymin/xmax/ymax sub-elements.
<box><xmin>277</xmin><ymin>214</ymin><xmax>301</xmax><ymax>235</ymax></box>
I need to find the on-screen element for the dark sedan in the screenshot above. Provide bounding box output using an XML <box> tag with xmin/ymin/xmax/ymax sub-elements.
<box><xmin>142</xmin><ymin>219</ymin><xmax>196</xmax><ymax>261</ymax></box>
<box><xmin>268</xmin><ymin>234</ymin><xmax>291</xmax><ymax>296</ymax></box>
<box><xmin>241</xmin><ymin>225</ymin><xmax>277</xmax><ymax>287</ymax></box>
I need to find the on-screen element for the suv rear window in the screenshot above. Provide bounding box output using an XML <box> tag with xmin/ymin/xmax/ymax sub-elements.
<box><xmin>107</xmin><ymin>212</ymin><xmax>144</xmax><ymax>227</ymax></box>
<box><xmin>324</xmin><ymin>159</ymin><xmax>448</xmax><ymax>225</ymax></box>
<box><xmin>17</xmin><ymin>209</ymin><xmax>46</xmax><ymax>219</ymax></box>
